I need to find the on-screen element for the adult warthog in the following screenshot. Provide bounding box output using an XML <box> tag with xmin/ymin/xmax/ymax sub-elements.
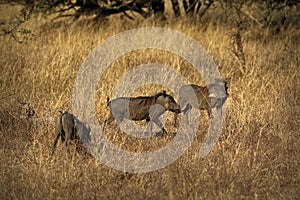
<box><xmin>51</xmin><ymin>111</ymin><xmax>91</xmax><ymax>156</ymax></box>
<box><xmin>104</xmin><ymin>90</ymin><xmax>181</xmax><ymax>136</ymax></box>
<box><xmin>177</xmin><ymin>78</ymin><xmax>230</xmax><ymax>122</ymax></box>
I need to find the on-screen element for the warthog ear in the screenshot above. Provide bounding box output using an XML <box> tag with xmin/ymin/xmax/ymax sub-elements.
<box><xmin>106</xmin><ymin>97</ymin><xmax>110</xmax><ymax>106</ymax></box>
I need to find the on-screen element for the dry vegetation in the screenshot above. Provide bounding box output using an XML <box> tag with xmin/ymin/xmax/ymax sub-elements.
<box><xmin>1</xmin><ymin>3</ymin><xmax>299</xmax><ymax>200</ymax></box>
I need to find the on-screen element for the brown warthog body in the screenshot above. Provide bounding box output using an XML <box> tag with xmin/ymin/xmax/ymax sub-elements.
<box><xmin>51</xmin><ymin>111</ymin><xmax>77</xmax><ymax>156</ymax></box>
<box><xmin>104</xmin><ymin>91</ymin><xmax>181</xmax><ymax>135</ymax></box>
<box><xmin>178</xmin><ymin>78</ymin><xmax>230</xmax><ymax>121</ymax></box>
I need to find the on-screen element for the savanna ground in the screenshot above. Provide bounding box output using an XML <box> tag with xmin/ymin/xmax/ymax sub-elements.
<box><xmin>0</xmin><ymin>3</ymin><xmax>299</xmax><ymax>200</ymax></box>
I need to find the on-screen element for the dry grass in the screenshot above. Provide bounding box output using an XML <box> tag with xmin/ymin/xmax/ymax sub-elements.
<box><xmin>1</xmin><ymin>4</ymin><xmax>299</xmax><ymax>200</ymax></box>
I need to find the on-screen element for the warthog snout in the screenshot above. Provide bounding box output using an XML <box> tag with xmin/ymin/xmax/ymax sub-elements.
<box><xmin>104</xmin><ymin>90</ymin><xmax>180</xmax><ymax>136</ymax></box>
<box><xmin>155</xmin><ymin>92</ymin><xmax>181</xmax><ymax>114</ymax></box>
<box><xmin>178</xmin><ymin>78</ymin><xmax>230</xmax><ymax>122</ymax></box>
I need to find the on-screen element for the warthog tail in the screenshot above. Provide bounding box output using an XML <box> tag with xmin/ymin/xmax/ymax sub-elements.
<box><xmin>106</xmin><ymin>97</ymin><xmax>110</xmax><ymax>107</ymax></box>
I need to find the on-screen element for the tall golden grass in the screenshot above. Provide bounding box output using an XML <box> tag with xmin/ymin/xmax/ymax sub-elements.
<box><xmin>0</xmin><ymin>4</ymin><xmax>299</xmax><ymax>199</ymax></box>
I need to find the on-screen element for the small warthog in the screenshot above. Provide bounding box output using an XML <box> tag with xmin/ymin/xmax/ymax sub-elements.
<box><xmin>51</xmin><ymin>111</ymin><xmax>91</xmax><ymax>156</ymax></box>
<box><xmin>104</xmin><ymin>90</ymin><xmax>181</xmax><ymax>136</ymax></box>
<box><xmin>178</xmin><ymin>78</ymin><xmax>230</xmax><ymax>122</ymax></box>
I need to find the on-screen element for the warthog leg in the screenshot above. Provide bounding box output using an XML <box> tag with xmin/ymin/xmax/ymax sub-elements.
<box><xmin>51</xmin><ymin>130</ymin><xmax>62</xmax><ymax>156</ymax></box>
<box><xmin>148</xmin><ymin>104</ymin><xmax>166</xmax><ymax>136</ymax></box>
<box><xmin>151</xmin><ymin>118</ymin><xmax>166</xmax><ymax>136</ymax></box>
<box><xmin>182</xmin><ymin>103</ymin><xmax>192</xmax><ymax>123</ymax></box>
<box><xmin>103</xmin><ymin>113</ymin><xmax>124</xmax><ymax>132</ymax></box>
<box><xmin>65</xmin><ymin>135</ymin><xmax>71</xmax><ymax>156</ymax></box>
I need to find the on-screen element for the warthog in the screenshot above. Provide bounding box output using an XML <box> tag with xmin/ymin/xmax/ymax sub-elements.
<box><xmin>177</xmin><ymin>78</ymin><xmax>230</xmax><ymax>122</ymax></box>
<box><xmin>104</xmin><ymin>90</ymin><xmax>181</xmax><ymax>136</ymax></box>
<box><xmin>51</xmin><ymin>111</ymin><xmax>91</xmax><ymax>156</ymax></box>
